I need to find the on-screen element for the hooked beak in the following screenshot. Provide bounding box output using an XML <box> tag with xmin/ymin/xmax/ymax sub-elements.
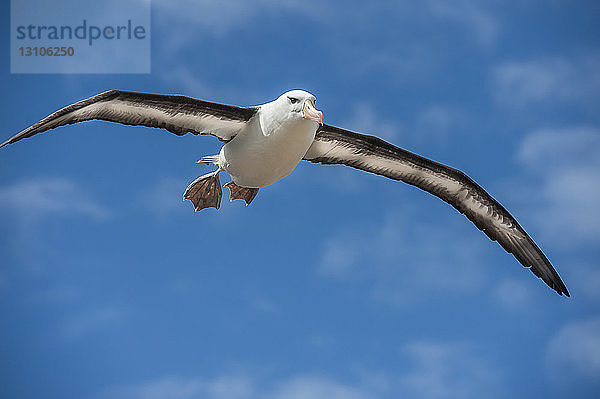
<box><xmin>303</xmin><ymin>99</ymin><xmax>324</xmax><ymax>125</ymax></box>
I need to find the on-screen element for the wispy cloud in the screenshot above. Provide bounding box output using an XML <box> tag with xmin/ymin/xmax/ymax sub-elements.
<box><xmin>546</xmin><ymin>317</ymin><xmax>600</xmax><ymax>383</ymax></box>
<box><xmin>412</xmin><ymin>103</ymin><xmax>469</xmax><ymax>148</ymax></box>
<box><xmin>491</xmin><ymin>278</ymin><xmax>537</xmax><ymax>311</ymax></box>
<box><xmin>400</xmin><ymin>341</ymin><xmax>502</xmax><ymax>399</ymax></box>
<box><xmin>96</xmin><ymin>340</ymin><xmax>498</xmax><ymax>399</ymax></box>
<box><xmin>137</xmin><ymin>176</ymin><xmax>188</xmax><ymax>217</ymax></box>
<box><xmin>514</xmin><ymin>127</ymin><xmax>600</xmax><ymax>245</ymax></box>
<box><xmin>300</xmin><ymin>103</ymin><xmax>401</xmax><ymax>195</ymax></box>
<box><xmin>568</xmin><ymin>262</ymin><xmax>600</xmax><ymax>302</ymax></box>
<box><xmin>426</xmin><ymin>0</ymin><xmax>499</xmax><ymax>46</ymax></box>
<box><xmin>154</xmin><ymin>0</ymin><xmax>500</xmax><ymax>45</ymax></box>
<box><xmin>489</xmin><ymin>126</ymin><xmax>600</xmax><ymax>304</ymax></box>
<box><xmin>270</xmin><ymin>376</ymin><xmax>374</xmax><ymax>399</ymax></box>
<box><xmin>0</xmin><ymin>178</ymin><xmax>110</xmax><ymax>221</ymax></box>
<box><xmin>158</xmin><ymin>65</ymin><xmax>217</xmax><ymax>97</ymax></box>
<box><xmin>492</xmin><ymin>55</ymin><xmax>600</xmax><ymax>106</ymax></box>
<box><xmin>25</xmin><ymin>285</ymin><xmax>81</xmax><ymax>306</ymax></box>
<box><xmin>0</xmin><ymin>178</ymin><xmax>110</xmax><ymax>271</ymax></box>
<box><xmin>152</xmin><ymin>0</ymin><xmax>325</xmax><ymax>37</ymax></box>
<box><xmin>343</xmin><ymin>103</ymin><xmax>400</xmax><ymax>142</ymax></box>
<box><xmin>100</xmin><ymin>374</ymin><xmax>256</xmax><ymax>399</ymax></box>
<box><xmin>97</xmin><ymin>373</ymin><xmax>371</xmax><ymax>399</ymax></box>
<box><xmin>416</xmin><ymin>105</ymin><xmax>456</xmax><ymax>136</ymax></box>
<box><xmin>153</xmin><ymin>0</ymin><xmax>257</xmax><ymax>37</ymax></box>
<box><xmin>251</xmin><ymin>297</ymin><xmax>279</xmax><ymax>313</ymax></box>
<box><xmin>149</xmin><ymin>0</ymin><xmax>500</xmax><ymax>93</ymax></box>
<box><xmin>61</xmin><ymin>306</ymin><xmax>128</xmax><ymax>340</ymax></box>
<box><xmin>318</xmin><ymin>210</ymin><xmax>489</xmax><ymax>306</ymax></box>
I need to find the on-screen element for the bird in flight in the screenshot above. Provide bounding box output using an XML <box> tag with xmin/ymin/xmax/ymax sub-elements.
<box><xmin>1</xmin><ymin>89</ymin><xmax>569</xmax><ymax>297</ymax></box>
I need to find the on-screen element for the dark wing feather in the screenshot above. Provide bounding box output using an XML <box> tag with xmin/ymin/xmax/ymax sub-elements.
<box><xmin>304</xmin><ymin>124</ymin><xmax>569</xmax><ymax>297</ymax></box>
<box><xmin>1</xmin><ymin>90</ymin><xmax>258</xmax><ymax>148</ymax></box>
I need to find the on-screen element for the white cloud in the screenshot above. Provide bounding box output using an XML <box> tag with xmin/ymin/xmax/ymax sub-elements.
<box><xmin>153</xmin><ymin>0</ymin><xmax>500</xmax><ymax>46</ymax></box>
<box><xmin>0</xmin><ymin>178</ymin><xmax>111</xmax><ymax>271</ymax></box>
<box><xmin>546</xmin><ymin>317</ymin><xmax>600</xmax><ymax>383</ymax></box>
<box><xmin>98</xmin><ymin>374</ymin><xmax>254</xmax><ymax>399</ymax></box>
<box><xmin>490</xmin><ymin>126</ymin><xmax>600</xmax><ymax>304</ymax></box>
<box><xmin>343</xmin><ymin>103</ymin><xmax>400</xmax><ymax>142</ymax></box>
<box><xmin>25</xmin><ymin>285</ymin><xmax>81</xmax><ymax>306</ymax></box>
<box><xmin>518</xmin><ymin>127</ymin><xmax>600</xmax><ymax>167</ymax></box>
<box><xmin>318</xmin><ymin>210</ymin><xmax>490</xmax><ymax>306</ymax></box>
<box><xmin>251</xmin><ymin>297</ymin><xmax>278</xmax><ymax>313</ymax></box>
<box><xmin>413</xmin><ymin>104</ymin><xmax>467</xmax><ymax>147</ymax></box>
<box><xmin>96</xmin><ymin>341</ymin><xmax>498</xmax><ymax>399</ymax></box>
<box><xmin>319</xmin><ymin>238</ymin><xmax>362</xmax><ymax>279</ymax></box>
<box><xmin>514</xmin><ymin>127</ymin><xmax>600</xmax><ymax>244</ymax></box>
<box><xmin>401</xmin><ymin>341</ymin><xmax>501</xmax><ymax>399</ymax></box>
<box><xmin>271</xmin><ymin>376</ymin><xmax>374</xmax><ymax>399</ymax></box>
<box><xmin>301</xmin><ymin>103</ymin><xmax>400</xmax><ymax>195</ymax></box>
<box><xmin>158</xmin><ymin>65</ymin><xmax>216</xmax><ymax>98</ymax></box>
<box><xmin>491</xmin><ymin>278</ymin><xmax>536</xmax><ymax>311</ymax></box>
<box><xmin>416</xmin><ymin>105</ymin><xmax>455</xmax><ymax>135</ymax></box>
<box><xmin>492</xmin><ymin>55</ymin><xmax>600</xmax><ymax>106</ymax></box>
<box><xmin>0</xmin><ymin>178</ymin><xmax>110</xmax><ymax>221</ymax></box>
<box><xmin>97</xmin><ymin>373</ymin><xmax>372</xmax><ymax>399</ymax></box>
<box><xmin>426</xmin><ymin>0</ymin><xmax>499</xmax><ymax>46</ymax></box>
<box><xmin>149</xmin><ymin>0</ymin><xmax>499</xmax><ymax>92</ymax></box>
<box><xmin>138</xmin><ymin>176</ymin><xmax>188</xmax><ymax>217</ymax></box>
<box><xmin>148</xmin><ymin>1</ymin><xmax>502</xmax><ymax>95</ymax></box>
<box><xmin>61</xmin><ymin>306</ymin><xmax>128</xmax><ymax>339</ymax></box>
<box><xmin>153</xmin><ymin>0</ymin><xmax>257</xmax><ymax>37</ymax></box>
<box><xmin>152</xmin><ymin>0</ymin><xmax>324</xmax><ymax>37</ymax></box>
<box><xmin>568</xmin><ymin>262</ymin><xmax>600</xmax><ymax>302</ymax></box>
<box><xmin>309</xmin><ymin>334</ymin><xmax>334</xmax><ymax>349</ymax></box>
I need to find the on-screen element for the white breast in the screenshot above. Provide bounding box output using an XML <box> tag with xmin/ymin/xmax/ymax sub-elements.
<box><xmin>220</xmin><ymin>113</ymin><xmax>318</xmax><ymax>188</ymax></box>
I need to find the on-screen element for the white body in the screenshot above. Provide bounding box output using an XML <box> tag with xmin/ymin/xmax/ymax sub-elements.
<box><xmin>218</xmin><ymin>90</ymin><xmax>321</xmax><ymax>188</ymax></box>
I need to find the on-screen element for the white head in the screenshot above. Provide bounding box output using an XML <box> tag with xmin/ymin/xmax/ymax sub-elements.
<box><xmin>263</xmin><ymin>90</ymin><xmax>324</xmax><ymax>127</ymax></box>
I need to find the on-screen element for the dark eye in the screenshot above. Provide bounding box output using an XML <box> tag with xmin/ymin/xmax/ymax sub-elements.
<box><xmin>288</xmin><ymin>97</ymin><xmax>299</xmax><ymax>104</ymax></box>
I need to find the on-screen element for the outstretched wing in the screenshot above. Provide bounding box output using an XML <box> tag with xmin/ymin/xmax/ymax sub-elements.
<box><xmin>1</xmin><ymin>90</ymin><xmax>258</xmax><ymax>148</ymax></box>
<box><xmin>304</xmin><ymin>124</ymin><xmax>569</xmax><ymax>297</ymax></box>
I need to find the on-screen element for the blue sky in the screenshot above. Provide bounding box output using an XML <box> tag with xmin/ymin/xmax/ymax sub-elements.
<box><xmin>1</xmin><ymin>1</ymin><xmax>599</xmax><ymax>398</ymax></box>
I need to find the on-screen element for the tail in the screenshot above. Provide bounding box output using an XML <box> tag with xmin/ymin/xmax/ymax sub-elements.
<box><xmin>197</xmin><ymin>155</ymin><xmax>220</xmax><ymax>165</ymax></box>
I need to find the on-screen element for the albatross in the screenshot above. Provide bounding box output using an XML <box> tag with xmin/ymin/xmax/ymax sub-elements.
<box><xmin>0</xmin><ymin>89</ymin><xmax>570</xmax><ymax>297</ymax></box>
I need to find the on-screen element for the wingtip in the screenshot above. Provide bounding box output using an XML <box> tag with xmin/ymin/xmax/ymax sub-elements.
<box><xmin>0</xmin><ymin>139</ymin><xmax>10</xmax><ymax>149</ymax></box>
<box><xmin>554</xmin><ymin>272</ymin><xmax>570</xmax><ymax>298</ymax></box>
<box><xmin>551</xmin><ymin>278</ymin><xmax>570</xmax><ymax>297</ymax></box>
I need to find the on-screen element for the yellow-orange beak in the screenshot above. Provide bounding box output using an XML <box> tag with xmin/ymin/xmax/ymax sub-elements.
<box><xmin>303</xmin><ymin>99</ymin><xmax>324</xmax><ymax>125</ymax></box>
